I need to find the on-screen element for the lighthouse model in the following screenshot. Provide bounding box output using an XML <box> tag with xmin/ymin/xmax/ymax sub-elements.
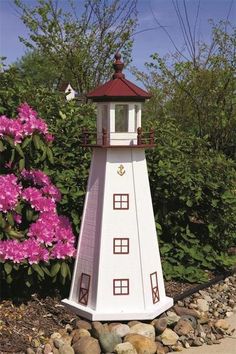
<box><xmin>62</xmin><ymin>53</ymin><xmax>173</xmax><ymax>320</ymax></box>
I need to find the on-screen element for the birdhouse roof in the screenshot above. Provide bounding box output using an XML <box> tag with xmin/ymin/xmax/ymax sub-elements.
<box><xmin>87</xmin><ymin>53</ymin><xmax>151</xmax><ymax>102</ymax></box>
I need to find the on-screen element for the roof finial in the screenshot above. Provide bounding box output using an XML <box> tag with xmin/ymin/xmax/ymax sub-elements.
<box><xmin>112</xmin><ymin>52</ymin><xmax>125</xmax><ymax>79</ymax></box>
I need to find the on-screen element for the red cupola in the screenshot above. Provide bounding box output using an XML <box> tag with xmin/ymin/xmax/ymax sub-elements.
<box><xmin>82</xmin><ymin>53</ymin><xmax>154</xmax><ymax>147</ymax></box>
<box><xmin>87</xmin><ymin>53</ymin><xmax>151</xmax><ymax>102</ymax></box>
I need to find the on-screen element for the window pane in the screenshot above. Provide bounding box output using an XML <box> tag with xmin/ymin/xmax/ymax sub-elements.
<box><xmin>115</xmin><ymin>105</ymin><xmax>128</xmax><ymax>132</ymax></box>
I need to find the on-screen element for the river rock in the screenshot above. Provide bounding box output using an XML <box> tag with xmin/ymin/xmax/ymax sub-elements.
<box><xmin>166</xmin><ymin>311</ymin><xmax>181</xmax><ymax>326</ymax></box>
<box><xmin>72</xmin><ymin>329</ymin><xmax>91</xmax><ymax>344</ymax></box>
<box><xmin>111</xmin><ymin>324</ymin><xmax>130</xmax><ymax>337</ymax></box>
<box><xmin>114</xmin><ymin>342</ymin><xmax>138</xmax><ymax>354</ymax></box>
<box><xmin>174</xmin><ymin>319</ymin><xmax>194</xmax><ymax>336</ymax></box>
<box><xmin>129</xmin><ymin>323</ymin><xmax>155</xmax><ymax>341</ymax></box>
<box><xmin>53</xmin><ymin>338</ymin><xmax>64</xmax><ymax>349</ymax></box>
<box><xmin>214</xmin><ymin>319</ymin><xmax>230</xmax><ymax>330</ymax></box>
<box><xmin>173</xmin><ymin>305</ymin><xmax>200</xmax><ymax>318</ymax></box>
<box><xmin>26</xmin><ymin>349</ymin><xmax>35</xmax><ymax>354</ymax></box>
<box><xmin>180</xmin><ymin>315</ymin><xmax>197</xmax><ymax>329</ymax></box>
<box><xmin>72</xmin><ymin>336</ymin><xmax>101</xmax><ymax>354</ymax></box>
<box><xmin>124</xmin><ymin>334</ymin><xmax>157</xmax><ymax>354</ymax></box>
<box><xmin>91</xmin><ymin>322</ymin><xmax>108</xmax><ymax>338</ymax></box>
<box><xmin>160</xmin><ymin>328</ymin><xmax>179</xmax><ymax>346</ymax></box>
<box><xmin>43</xmin><ymin>343</ymin><xmax>52</xmax><ymax>354</ymax></box>
<box><xmin>74</xmin><ymin>320</ymin><xmax>92</xmax><ymax>331</ymax></box>
<box><xmin>152</xmin><ymin>318</ymin><xmax>167</xmax><ymax>334</ymax></box>
<box><xmin>58</xmin><ymin>344</ymin><xmax>74</xmax><ymax>354</ymax></box>
<box><xmin>155</xmin><ymin>342</ymin><xmax>166</xmax><ymax>354</ymax></box>
<box><xmin>98</xmin><ymin>332</ymin><xmax>122</xmax><ymax>352</ymax></box>
<box><xmin>197</xmin><ymin>299</ymin><xmax>209</xmax><ymax>312</ymax></box>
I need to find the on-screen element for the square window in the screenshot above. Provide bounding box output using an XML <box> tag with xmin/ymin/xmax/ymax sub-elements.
<box><xmin>113</xmin><ymin>194</ymin><xmax>129</xmax><ymax>210</ymax></box>
<box><xmin>115</xmin><ymin>104</ymin><xmax>128</xmax><ymax>132</ymax></box>
<box><xmin>113</xmin><ymin>238</ymin><xmax>129</xmax><ymax>254</ymax></box>
<box><xmin>113</xmin><ymin>279</ymin><xmax>129</xmax><ymax>295</ymax></box>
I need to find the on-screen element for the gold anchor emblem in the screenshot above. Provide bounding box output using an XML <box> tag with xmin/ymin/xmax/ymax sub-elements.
<box><xmin>117</xmin><ymin>164</ymin><xmax>125</xmax><ymax>176</ymax></box>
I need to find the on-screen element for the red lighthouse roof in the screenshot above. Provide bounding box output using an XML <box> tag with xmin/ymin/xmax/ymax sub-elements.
<box><xmin>87</xmin><ymin>53</ymin><xmax>151</xmax><ymax>102</ymax></box>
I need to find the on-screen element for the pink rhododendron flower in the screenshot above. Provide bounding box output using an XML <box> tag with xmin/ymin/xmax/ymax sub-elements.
<box><xmin>51</xmin><ymin>241</ymin><xmax>76</xmax><ymax>259</ymax></box>
<box><xmin>22</xmin><ymin>187</ymin><xmax>56</xmax><ymax>212</ymax></box>
<box><xmin>21</xmin><ymin>169</ymin><xmax>51</xmax><ymax>187</ymax></box>
<box><xmin>0</xmin><ymin>174</ymin><xmax>21</xmax><ymax>212</ymax></box>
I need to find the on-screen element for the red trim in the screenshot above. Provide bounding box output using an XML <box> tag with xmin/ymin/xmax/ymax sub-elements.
<box><xmin>78</xmin><ymin>273</ymin><xmax>91</xmax><ymax>305</ymax></box>
<box><xmin>113</xmin><ymin>279</ymin><xmax>129</xmax><ymax>295</ymax></box>
<box><xmin>113</xmin><ymin>238</ymin><xmax>129</xmax><ymax>254</ymax></box>
<box><xmin>150</xmin><ymin>272</ymin><xmax>159</xmax><ymax>304</ymax></box>
<box><xmin>113</xmin><ymin>194</ymin><xmax>129</xmax><ymax>210</ymax></box>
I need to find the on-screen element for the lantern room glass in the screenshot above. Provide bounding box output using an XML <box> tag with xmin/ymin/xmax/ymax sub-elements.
<box><xmin>115</xmin><ymin>104</ymin><xmax>128</xmax><ymax>132</ymax></box>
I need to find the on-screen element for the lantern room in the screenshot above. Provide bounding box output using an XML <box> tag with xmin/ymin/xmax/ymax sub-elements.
<box><xmin>85</xmin><ymin>53</ymin><xmax>153</xmax><ymax>146</ymax></box>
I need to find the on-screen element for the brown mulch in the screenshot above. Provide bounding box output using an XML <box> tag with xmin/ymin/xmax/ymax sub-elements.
<box><xmin>0</xmin><ymin>280</ymin><xmax>202</xmax><ymax>354</ymax></box>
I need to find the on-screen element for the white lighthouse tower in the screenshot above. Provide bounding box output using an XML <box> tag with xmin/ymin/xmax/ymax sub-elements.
<box><xmin>63</xmin><ymin>53</ymin><xmax>173</xmax><ymax>320</ymax></box>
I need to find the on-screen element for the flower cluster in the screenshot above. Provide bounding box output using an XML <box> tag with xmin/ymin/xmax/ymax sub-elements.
<box><xmin>0</xmin><ymin>174</ymin><xmax>22</xmax><ymax>212</ymax></box>
<box><xmin>0</xmin><ymin>103</ymin><xmax>53</xmax><ymax>144</ymax></box>
<box><xmin>0</xmin><ymin>170</ymin><xmax>76</xmax><ymax>264</ymax></box>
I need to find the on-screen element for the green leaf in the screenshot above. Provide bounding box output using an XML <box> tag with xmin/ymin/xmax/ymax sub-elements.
<box><xmin>4</xmin><ymin>263</ymin><xmax>12</xmax><ymax>275</ymax></box>
<box><xmin>32</xmin><ymin>264</ymin><xmax>44</xmax><ymax>278</ymax></box>
<box><xmin>7</xmin><ymin>212</ymin><xmax>14</xmax><ymax>226</ymax></box>
<box><xmin>33</xmin><ymin>134</ymin><xmax>40</xmax><ymax>149</ymax></box>
<box><xmin>6</xmin><ymin>274</ymin><xmax>13</xmax><ymax>284</ymax></box>
<box><xmin>46</xmin><ymin>147</ymin><xmax>54</xmax><ymax>164</ymax></box>
<box><xmin>51</xmin><ymin>262</ymin><xmax>60</xmax><ymax>277</ymax></box>
<box><xmin>15</xmin><ymin>144</ymin><xmax>25</xmax><ymax>158</ymax></box>
<box><xmin>19</xmin><ymin>158</ymin><xmax>25</xmax><ymax>171</ymax></box>
<box><xmin>41</xmin><ymin>265</ymin><xmax>52</xmax><ymax>277</ymax></box>
<box><xmin>61</xmin><ymin>262</ymin><xmax>67</xmax><ymax>278</ymax></box>
<box><xmin>22</xmin><ymin>136</ymin><xmax>32</xmax><ymax>148</ymax></box>
<box><xmin>0</xmin><ymin>213</ymin><xmax>6</xmax><ymax>228</ymax></box>
<box><xmin>26</xmin><ymin>209</ymin><xmax>33</xmax><ymax>222</ymax></box>
<box><xmin>0</xmin><ymin>140</ymin><xmax>5</xmax><ymax>152</ymax></box>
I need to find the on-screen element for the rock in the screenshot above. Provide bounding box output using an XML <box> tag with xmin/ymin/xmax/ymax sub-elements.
<box><xmin>129</xmin><ymin>323</ymin><xmax>155</xmax><ymax>341</ymax></box>
<box><xmin>51</xmin><ymin>333</ymin><xmax>62</xmax><ymax>340</ymax></box>
<box><xmin>74</xmin><ymin>319</ymin><xmax>92</xmax><ymax>331</ymax></box>
<box><xmin>128</xmin><ymin>321</ymin><xmax>142</xmax><ymax>327</ymax></box>
<box><xmin>31</xmin><ymin>339</ymin><xmax>41</xmax><ymax>348</ymax></box>
<box><xmin>114</xmin><ymin>342</ymin><xmax>138</xmax><ymax>354</ymax></box>
<box><xmin>58</xmin><ymin>344</ymin><xmax>74</xmax><ymax>354</ymax></box>
<box><xmin>152</xmin><ymin>318</ymin><xmax>167</xmax><ymax>334</ymax></box>
<box><xmin>192</xmin><ymin>338</ymin><xmax>203</xmax><ymax>346</ymax></box>
<box><xmin>197</xmin><ymin>299</ymin><xmax>209</xmax><ymax>312</ymax></box>
<box><xmin>180</xmin><ymin>315</ymin><xmax>197</xmax><ymax>329</ymax></box>
<box><xmin>111</xmin><ymin>324</ymin><xmax>130</xmax><ymax>337</ymax></box>
<box><xmin>61</xmin><ymin>335</ymin><xmax>72</xmax><ymax>346</ymax></box>
<box><xmin>72</xmin><ymin>336</ymin><xmax>101</xmax><ymax>354</ymax></box>
<box><xmin>124</xmin><ymin>334</ymin><xmax>156</xmax><ymax>354</ymax></box>
<box><xmin>214</xmin><ymin>319</ymin><xmax>230</xmax><ymax>330</ymax></box>
<box><xmin>98</xmin><ymin>332</ymin><xmax>122</xmax><ymax>352</ymax></box>
<box><xmin>166</xmin><ymin>311</ymin><xmax>181</xmax><ymax>326</ymax></box>
<box><xmin>226</xmin><ymin>311</ymin><xmax>233</xmax><ymax>317</ymax></box>
<box><xmin>72</xmin><ymin>329</ymin><xmax>91</xmax><ymax>344</ymax></box>
<box><xmin>26</xmin><ymin>349</ymin><xmax>35</xmax><ymax>354</ymax></box>
<box><xmin>91</xmin><ymin>321</ymin><xmax>108</xmax><ymax>338</ymax></box>
<box><xmin>174</xmin><ymin>319</ymin><xmax>194</xmax><ymax>336</ymax></box>
<box><xmin>173</xmin><ymin>305</ymin><xmax>200</xmax><ymax>319</ymax></box>
<box><xmin>155</xmin><ymin>341</ymin><xmax>166</xmax><ymax>354</ymax></box>
<box><xmin>44</xmin><ymin>343</ymin><xmax>53</xmax><ymax>354</ymax></box>
<box><xmin>53</xmin><ymin>338</ymin><xmax>65</xmax><ymax>349</ymax></box>
<box><xmin>172</xmin><ymin>344</ymin><xmax>183</xmax><ymax>351</ymax></box>
<box><xmin>160</xmin><ymin>328</ymin><xmax>179</xmax><ymax>346</ymax></box>
<box><xmin>52</xmin><ymin>349</ymin><xmax>59</xmax><ymax>354</ymax></box>
<box><xmin>36</xmin><ymin>349</ymin><xmax>43</xmax><ymax>354</ymax></box>
<box><xmin>65</xmin><ymin>324</ymin><xmax>73</xmax><ymax>334</ymax></box>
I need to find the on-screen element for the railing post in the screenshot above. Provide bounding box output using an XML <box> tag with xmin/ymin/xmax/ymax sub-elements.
<box><xmin>102</xmin><ymin>128</ymin><xmax>108</xmax><ymax>146</ymax></box>
<box><xmin>137</xmin><ymin>127</ymin><xmax>142</xmax><ymax>145</ymax></box>
<box><xmin>150</xmin><ymin>128</ymin><xmax>154</xmax><ymax>145</ymax></box>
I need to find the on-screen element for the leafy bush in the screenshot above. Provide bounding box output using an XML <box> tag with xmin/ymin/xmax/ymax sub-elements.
<box><xmin>146</xmin><ymin>119</ymin><xmax>236</xmax><ymax>282</ymax></box>
<box><xmin>0</xmin><ymin>104</ymin><xmax>76</xmax><ymax>296</ymax></box>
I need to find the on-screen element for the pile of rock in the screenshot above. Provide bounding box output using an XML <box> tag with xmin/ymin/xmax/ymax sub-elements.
<box><xmin>26</xmin><ymin>275</ymin><xmax>236</xmax><ymax>354</ymax></box>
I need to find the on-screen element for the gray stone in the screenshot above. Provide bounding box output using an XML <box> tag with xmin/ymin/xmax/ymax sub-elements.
<box><xmin>99</xmin><ymin>332</ymin><xmax>122</xmax><ymax>352</ymax></box>
<box><xmin>173</xmin><ymin>305</ymin><xmax>200</xmax><ymax>319</ymax></box>
<box><xmin>180</xmin><ymin>315</ymin><xmax>197</xmax><ymax>329</ymax></box>
<box><xmin>155</xmin><ymin>341</ymin><xmax>166</xmax><ymax>354</ymax></box>
<box><xmin>160</xmin><ymin>328</ymin><xmax>179</xmax><ymax>346</ymax></box>
<box><xmin>91</xmin><ymin>321</ymin><xmax>108</xmax><ymax>338</ymax></box>
<box><xmin>53</xmin><ymin>338</ymin><xmax>65</xmax><ymax>349</ymax></box>
<box><xmin>166</xmin><ymin>311</ymin><xmax>181</xmax><ymax>326</ymax></box>
<box><xmin>43</xmin><ymin>343</ymin><xmax>53</xmax><ymax>354</ymax></box>
<box><xmin>58</xmin><ymin>344</ymin><xmax>74</xmax><ymax>354</ymax></box>
<box><xmin>111</xmin><ymin>324</ymin><xmax>130</xmax><ymax>338</ymax></box>
<box><xmin>192</xmin><ymin>338</ymin><xmax>203</xmax><ymax>346</ymax></box>
<box><xmin>72</xmin><ymin>336</ymin><xmax>101</xmax><ymax>354</ymax></box>
<box><xmin>72</xmin><ymin>329</ymin><xmax>91</xmax><ymax>344</ymax></box>
<box><xmin>129</xmin><ymin>323</ymin><xmax>155</xmax><ymax>341</ymax></box>
<box><xmin>114</xmin><ymin>342</ymin><xmax>138</xmax><ymax>354</ymax></box>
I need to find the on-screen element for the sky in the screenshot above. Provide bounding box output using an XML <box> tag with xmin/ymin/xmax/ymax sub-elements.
<box><xmin>0</xmin><ymin>0</ymin><xmax>235</xmax><ymax>82</ymax></box>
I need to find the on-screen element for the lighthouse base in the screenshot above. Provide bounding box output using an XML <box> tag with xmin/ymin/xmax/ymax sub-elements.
<box><xmin>62</xmin><ymin>296</ymin><xmax>173</xmax><ymax>321</ymax></box>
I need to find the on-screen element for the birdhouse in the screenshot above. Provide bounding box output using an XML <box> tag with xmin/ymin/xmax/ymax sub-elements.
<box><xmin>62</xmin><ymin>53</ymin><xmax>173</xmax><ymax>320</ymax></box>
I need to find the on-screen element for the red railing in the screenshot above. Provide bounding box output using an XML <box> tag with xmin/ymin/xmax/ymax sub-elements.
<box><xmin>80</xmin><ymin>127</ymin><xmax>155</xmax><ymax>148</ymax></box>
